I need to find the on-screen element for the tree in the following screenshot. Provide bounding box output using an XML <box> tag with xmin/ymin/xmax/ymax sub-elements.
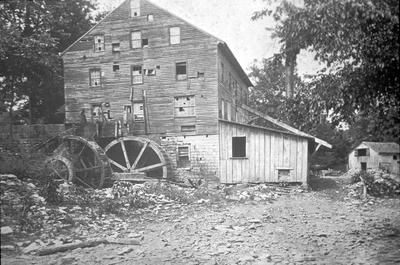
<box><xmin>0</xmin><ymin>0</ymin><xmax>97</xmax><ymax>129</ymax></box>
<box><xmin>252</xmin><ymin>0</ymin><xmax>399</xmax><ymax>142</ymax></box>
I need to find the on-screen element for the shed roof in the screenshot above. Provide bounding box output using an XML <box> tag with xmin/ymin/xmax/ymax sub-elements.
<box><xmin>360</xmin><ymin>142</ymin><xmax>400</xmax><ymax>154</ymax></box>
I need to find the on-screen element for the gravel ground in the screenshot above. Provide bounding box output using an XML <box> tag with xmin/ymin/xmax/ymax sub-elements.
<box><xmin>2</xmin><ymin>176</ymin><xmax>400</xmax><ymax>265</ymax></box>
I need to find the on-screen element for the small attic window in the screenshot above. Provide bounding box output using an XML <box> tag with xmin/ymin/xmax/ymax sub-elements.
<box><xmin>170</xmin><ymin>27</ymin><xmax>181</xmax><ymax>44</ymax></box>
<box><xmin>94</xmin><ymin>35</ymin><xmax>104</xmax><ymax>52</ymax></box>
<box><xmin>113</xmin><ymin>64</ymin><xmax>120</xmax><ymax>72</ymax></box>
<box><xmin>147</xmin><ymin>14</ymin><xmax>154</xmax><ymax>22</ymax></box>
<box><xmin>130</xmin><ymin>0</ymin><xmax>140</xmax><ymax>17</ymax></box>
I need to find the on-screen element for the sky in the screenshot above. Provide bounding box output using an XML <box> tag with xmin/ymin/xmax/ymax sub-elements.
<box><xmin>97</xmin><ymin>0</ymin><xmax>322</xmax><ymax>76</ymax></box>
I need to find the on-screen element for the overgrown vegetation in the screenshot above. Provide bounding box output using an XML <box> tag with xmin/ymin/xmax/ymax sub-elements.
<box><xmin>350</xmin><ymin>170</ymin><xmax>400</xmax><ymax>197</ymax></box>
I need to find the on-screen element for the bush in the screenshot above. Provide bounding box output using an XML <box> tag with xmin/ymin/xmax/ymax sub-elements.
<box><xmin>350</xmin><ymin>170</ymin><xmax>400</xmax><ymax>197</ymax></box>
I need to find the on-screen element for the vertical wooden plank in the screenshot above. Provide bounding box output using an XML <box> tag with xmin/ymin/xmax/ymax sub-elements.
<box><xmin>248</xmin><ymin>129</ymin><xmax>255</xmax><ymax>182</ymax></box>
<box><xmin>264</xmin><ymin>133</ymin><xmax>271</xmax><ymax>182</ymax></box>
<box><xmin>290</xmin><ymin>136</ymin><xmax>297</xmax><ymax>182</ymax></box>
<box><xmin>255</xmin><ymin>130</ymin><xmax>262</xmax><ymax>182</ymax></box>
<box><xmin>296</xmin><ymin>137</ymin><xmax>302</xmax><ymax>182</ymax></box>
<box><xmin>257</xmin><ymin>130</ymin><xmax>265</xmax><ymax>182</ymax></box>
<box><xmin>226</xmin><ymin>123</ymin><xmax>232</xmax><ymax>183</ymax></box>
<box><xmin>301</xmin><ymin>139</ymin><xmax>308</xmax><ymax>183</ymax></box>
<box><xmin>270</xmin><ymin>133</ymin><xmax>276</xmax><ymax>181</ymax></box>
<box><xmin>283</xmin><ymin>136</ymin><xmax>290</xmax><ymax>167</ymax></box>
<box><xmin>259</xmin><ymin>130</ymin><xmax>265</xmax><ymax>183</ymax></box>
<box><xmin>242</xmin><ymin>126</ymin><xmax>249</xmax><ymax>183</ymax></box>
<box><xmin>219</xmin><ymin>122</ymin><xmax>225</xmax><ymax>183</ymax></box>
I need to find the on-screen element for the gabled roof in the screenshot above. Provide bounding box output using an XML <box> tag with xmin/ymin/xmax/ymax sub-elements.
<box><xmin>359</xmin><ymin>142</ymin><xmax>400</xmax><ymax>154</ymax></box>
<box><xmin>61</xmin><ymin>0</ymin><xmax>253</xmax><ymax>88</ymax></box>
<box><xmin>241</xmin><ymin>105</ymin><xmax>332</xmax><ymax>149</ymax></box>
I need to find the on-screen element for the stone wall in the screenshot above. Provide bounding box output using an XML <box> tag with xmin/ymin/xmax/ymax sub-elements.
<box><xmin>0</xmin><ymin>124</ymin><xmax>65</xmax><ymax>152</ymax></box>
<box><xmin>160</xmin><ymin>134</ymin><xmax>220</xmax><ymax>183</ymax></box>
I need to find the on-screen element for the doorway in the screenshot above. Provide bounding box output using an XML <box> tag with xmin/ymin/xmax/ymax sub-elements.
<box><xmin>361</xmin><ymin>162</ymin><xmax>367</xmax><ymax>171</ymax></box>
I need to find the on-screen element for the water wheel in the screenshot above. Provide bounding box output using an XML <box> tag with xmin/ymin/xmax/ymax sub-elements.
<box><xmin>104</xmin><ymin>136</ymin><xmax>170</xmax><ymax>180</ymax></box>
<box><xmin>47</xmin><ymin>135</ymin><xmax>112</xmax><ymax>188</ymax></box>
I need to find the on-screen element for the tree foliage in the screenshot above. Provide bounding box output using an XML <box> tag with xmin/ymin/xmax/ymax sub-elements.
<box><xmin>252</xmin><ymin>0</ymin><xmax>399</xmax><ymax>144</ymax></box>
<box><xmin>0</xmin><ymin>0</ymin><xmax>97</xmax><ymax>125</ymax></box>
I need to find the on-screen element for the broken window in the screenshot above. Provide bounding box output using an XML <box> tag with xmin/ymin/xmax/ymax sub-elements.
<box><xmin>147</xmin><ymin>14</ymin><xmax>154</xmax><ymax>22</ymax></box>
<box><xmin>170</xmin><ymin>27</ymin><xmax>181</xmax><ymax>44</ymax></box>
<box><xmin>112</xmin><ymin>43</ymin><xmax>120</xmax><ymax>52</ymax></box>
<box><xmin>131</xmin><ymin>65</ymin><xmax>143</xmax><ymax>84</ymax></box>
<box><xmin>355</xmin><ymin>148</ymin><xmax>369</xmax><ymax>157</ymax></box>
<box><xmin>89</xmin><ymin>69</ymin><xmax>101</xmax><ymax>86</ymax></box>
<box><xmin>145</xmin><ymin>69</ymin><xmax>156</xmax><ymax>76</ymax></box>
<box><xmin>133</xmin><ymin>102</ymin><xmax>144</xmax><ymax>121</ymax></box>
<box><xmin>94</xmin><ymin>35</ymin><xmax>105</xmax><ymax>52</ymax></box>
<box><xmin>232</xmin><ymin>136</ymin><xmax>246</xmax><ymax>158</ymax></box>
<box><xmin>181</xmin><ymin>125</ymin><xmax>196</xmax><ymax>132</ymax></box>
<box><xmin>174</xmin><ymin>95</ymin><xmax>195</xmax><ymax>117</ymax></box>
<box><xmin>131</xmin><ymin>31</ymin><xmax>142</xmax><ymax>48</ymax></box>
<box><xmin>113</xmin><ymin>63</ymin><xmax>120</xmax><ymax>72</ymax></box>
<box><xmin>177</xmin><ymin>146</ymin><xmax>190</xmax><ymax>168</ymax></box>
<box><xmin>130</xmin><ymin>0</ymin><xmax>140</xmax><ymax>17</ymax></box>
<box><xmin>176</xmin><ymin>62</ymin><xmax>187</xmax><ymax>80</ymax></box>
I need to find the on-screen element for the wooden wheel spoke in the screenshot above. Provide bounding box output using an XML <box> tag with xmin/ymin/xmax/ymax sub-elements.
<box><xmin>108</xmin><ymin>158</ymin><xmax>128</xmax><ymax>171</ymax></box>
<box><xmin>130</xmin><ymin>141</ymin><xmax>149</xmax><ymax>170</ymax></box>
<box><xmin>135</xmin><ymin>162</ymin><xmax>165</xmax><ymax>173</ymax></box>
<box><xmin>120</xmin><ymin>140</ymin><xmax>131</xmax><ymax>169</ymax></box>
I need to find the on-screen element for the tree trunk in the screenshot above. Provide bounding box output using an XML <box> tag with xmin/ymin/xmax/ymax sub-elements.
<box><xmin>285</xmin><ymin>52</ymin><xmax>296</xmax><ymax>98</ymax></box>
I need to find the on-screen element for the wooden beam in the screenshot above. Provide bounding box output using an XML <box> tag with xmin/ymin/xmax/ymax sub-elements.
<box><xmin>108</xmin><ymin>159</ymin><xmax>127</xmax><ymax>171</ymax></box>
<box><xmin>120</xmin><ymin>140</ymin><xmax>131</xmax><ymax>169</ymax></box>
<box><xmin>135</xmin><ymin>163</ymin><xmax>166</xmax><ymax>173</ymax></box>
<box><xmin>130</xmin><ymin>141</ymin><xmax>149</xmax><ymax>171</ymax></box>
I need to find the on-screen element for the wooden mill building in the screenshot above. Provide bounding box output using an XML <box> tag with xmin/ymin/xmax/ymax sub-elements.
<box><xmin>62</xmin><ymin>0</ymin><xmax>331</xmax><ymax>184</ymax></box>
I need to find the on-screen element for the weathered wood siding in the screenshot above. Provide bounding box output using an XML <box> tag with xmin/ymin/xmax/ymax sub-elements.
<box><xmin>63</xmin><ymin>0</ymin><xmax>219</xmax><ymax>136</ymax></box>
<box><xmin>219</xmin><ymin>121</ymin><xmax>309</xmax><ymax>184</ymax></box>
<box><xmin>217</xmin><ymin>49</ymin><xmax>250</xmax><ymax>123</ymax></box>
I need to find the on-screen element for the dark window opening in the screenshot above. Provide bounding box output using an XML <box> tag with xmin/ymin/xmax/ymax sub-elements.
<box><xmin>142</xmin><ymin>39</ymin><xmax>148</xmax><ymax>47</ymax></box>
<box><xmin>181</xmin><ymin>125</ymin><xmax>196</xmax><ymax>132</ymax></box>
<box><xmin>394</xmin><ymin>155</ymin><xmax>398</xmax><ymax>160</ymax></box>
<box><xmin>356</xmin><ymin>148</ymin><xmax>369</xmax><ymax>157</ymax></box>
<box><xmin>113</xmin><ymin>64</ymin><xmax>120</xmax><ymax>72</ymax></box>
<box><xmin>361</xmin><ymin>162</ymin><xmax>367</xmax><ymax>171</ymax></box>
<box><xmin>197</xmin><ymin>72</ymin><xmax>204</xmax><ymax>78</ymax></box>
<box><xmin>156</xmin><ymin>65</ymin><xmax>161</xmax><ymax>69</ymax></box>
<box><xmin>176</xmin><ymin>62</ymin><xmax>187</xmax><ymax>80</ymax></box>
<box><xmin>112</xmin><ymin>43</ymin><xmax>120</xmax><ymax>52</ymax></box>
<box><xmin>232</xmin><ymin>136</ymin><xmax>246</xmax><ymax>158</ymax></box>
<box><xmin>177</xmin><ymin>146</ymin><xmax>190</xmax><ymax>168</ymax></box>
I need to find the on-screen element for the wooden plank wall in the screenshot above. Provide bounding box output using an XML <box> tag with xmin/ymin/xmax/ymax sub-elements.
<box><xmin>219</xmin><ymin>121</ymin><xmax>309</xmax><ymax>184</ymax></box>
<box><xmin>63</xmin><ymin>0</ymin><xmax>220</xmax><ymax>136</ymax></box>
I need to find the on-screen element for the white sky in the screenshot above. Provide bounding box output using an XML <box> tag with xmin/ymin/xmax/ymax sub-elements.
<box><xmin>97</xmin><ymin>0</ymin><xmax>322</xmax><ymax>76</ymax></box>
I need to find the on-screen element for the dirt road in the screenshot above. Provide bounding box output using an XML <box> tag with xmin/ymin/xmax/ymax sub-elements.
<box><xmin>2</xmin><ymin>177</ymin><xmax>400</xmax><ymax>265</ymax></box>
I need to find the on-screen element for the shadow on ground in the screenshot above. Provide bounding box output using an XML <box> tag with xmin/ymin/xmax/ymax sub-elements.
<box><xmin>309</xmin><ymin>176</ymin><xmax>340</xmax><ymax>191</ymax></box>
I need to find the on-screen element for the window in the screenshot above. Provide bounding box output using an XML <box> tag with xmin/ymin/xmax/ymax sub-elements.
<box><xmin>169</xmin><ymin>27</ymin><xmax>180</xmax><ymax>44</ymax></box>
<box><xmin>112</xmin><ymin>43</ymin><xmax>120</xmax><ymax>52</ymax></box>
<box><xmin>278</xmin><ymin>169</ymin><xmax>290</xmax><ymax>180</ymax></box>
<box><xmin>355</xmin><ymin>148</ymin><xmax>369</xmax><ymax>157</ymax></box>
<box><xmin>174</xmin><ymin>95</ymin><xmax>195</xmax><ymax>117</ymax></box>
<box><xmin>123</xmin><ymin>105</ymin><xmax>131</xmax><ymax>124</ymax></box>
<box><xmin>94</xmin><ymin>35</ymin><xmax>105</xmax><ymax>52</ymax></box>
<box><xmin>177</xmin><ymin>146</ymin><xmax>190</xmax><ymax>168</ymax></box>
<box><xmin>131</xmin><ymin>31</ymin><xmax>142</xmax><ymax>48</ymax></box>
<box><xmin>145</xmin><ymin>69</ymin><xmax>155</xmax><ymax>76</ymax></box>
<box><xmin>133</xmin><ymin>102</ymin><xmax>144</xmax><ymax>121</ymax></box>
<box><xmin>394</xmin><ymin>155</ymin><xmax>398</xmax><ymax>160</ymax></box>
<box><xmin>142</xmin><ymin>38</ymin><xmax>148</xmax><ymax>47</ymax></box>
<box><xmin>89</xmin><ymin>69</ymin><xmax>101</xmax><ymax>86</ymax></box>
<box><xmin>113</xmin><ymin>64</ymin><xmax>120</xmax><ymax>72</ymax></box>
<box><xmin>131</xmin><ymin>66</ymin><xmax>143</xmax><ymax>84</ymax></box>
<box><xmin>232</xmin><ymin>136</ymin><xmax>246</xmax><ymax>158</ymax></box>
<box><xmin>181</xmin><ymin>125</ymin><xmax>196</xmax><ymax>132</ymax></box>
<box><xmin>176</xmin><ymin>62</ymin><xmax>187</xmax><ymax>80</ymax></box>
<box><xmin>130</xmin><ymin>0</ymin><xmax>140</xmax><ymax>17</ymax></box>
<box><xmin>147</xmin><ymin>14</ymin><xmax>154</xmax><ymax>22</ymax></box>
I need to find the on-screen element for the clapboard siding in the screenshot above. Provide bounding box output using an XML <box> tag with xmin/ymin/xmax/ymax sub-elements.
<box><xmin>219</xmin><ymin>120</ymin><xmax>308</xmax><ymax>184</ymax></box>
<box><xmin>63</xmin><ymin>0</ymin><xmax>219</xmax><ymax>136</ymax></box>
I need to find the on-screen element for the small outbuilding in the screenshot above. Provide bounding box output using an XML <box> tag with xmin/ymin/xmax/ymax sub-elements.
<box><xmin>348</xmin><ymin>142</ymin><xmax>400</xmax><ymax>175</ymax></box>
